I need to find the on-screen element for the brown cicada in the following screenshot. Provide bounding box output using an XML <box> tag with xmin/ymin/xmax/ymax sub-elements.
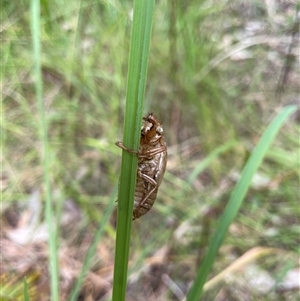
<box><xmin>116</xmin><ymin>113</ymin><xmax>167</xmax><ymax>220</ymax></box>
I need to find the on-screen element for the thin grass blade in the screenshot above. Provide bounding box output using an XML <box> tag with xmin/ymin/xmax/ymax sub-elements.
<box><xmin>69</xmin><ymin>188</ymin><xmax>117</xmax><ymax>301</ymax></box>
<box><xmin>112</xmin><ymin>1</ymin><xmax>156</xmax><ymax>301</ymax></box>
<box><xmin>23</xmin><ymin>278</ymin><xmax>30</xmax><ymax>301</ymax></box>
<box><xmin>187</xmin><ymin>140</ymin><xmax>238</xmax><ymax>185</ymax></box>
<box><xmin>186</xmin><ymin>105</ymin><xmax>297</xmax><ymax>301</ymax></box>
<box><xmin>30</xmin><ymin>0</ymin><xmax>59</xmax><ymax>299</ymax></box>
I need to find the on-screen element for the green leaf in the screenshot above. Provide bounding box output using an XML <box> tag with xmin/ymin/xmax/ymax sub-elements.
<box><xmin>186</xmin><ymin>105</ymin><xmax>297</xmax><ymax>301</ymax></box>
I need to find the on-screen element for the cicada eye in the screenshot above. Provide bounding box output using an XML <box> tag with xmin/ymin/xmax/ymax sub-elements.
<box><xmin>141</xmin><ymin>120</ymin><xmax>153</xmax><ymax>135</ymax></box>
<box><xmin>157</xmin><ymin>126</ymin><xmax>163</xmax><ymax>135</ymax></box>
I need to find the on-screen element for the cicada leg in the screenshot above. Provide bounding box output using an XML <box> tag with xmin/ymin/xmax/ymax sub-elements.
<box><xmin>138</xmin><ymin>145</ymin><xmax>166</xmax><ymax>159</ymax></box>
<box><xmin>115</xmin><ymin>141</ymin><xmax>138</xmax><ymax>154</ymax></box>
<box><xmin>116</xmin><ymin>141</ymin><xmax>166</xmax><ymax>159</ymax></box>
<box><xmin>136</xmin><ymin>170</ymin><xmax>157</xmax><ymax>208</ymax></box>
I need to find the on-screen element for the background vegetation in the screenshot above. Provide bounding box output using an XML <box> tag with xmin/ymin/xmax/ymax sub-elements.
<box><xmin>1</xmin><ymin>0</ymin><xmax>299</xmax><ymax>300</ymax></box>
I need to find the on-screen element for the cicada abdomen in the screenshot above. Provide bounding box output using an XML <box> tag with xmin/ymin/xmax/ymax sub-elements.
<box><xmin>116</xmin><ymin>113</ymin><xmax>167</xmax><ymax>220</ymax></box>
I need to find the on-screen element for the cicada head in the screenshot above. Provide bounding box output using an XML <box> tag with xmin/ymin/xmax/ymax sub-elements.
<box><xmin>141</xmin><ymin>113</ymin><xmax>163</xmax><ymax>142</ymax></box>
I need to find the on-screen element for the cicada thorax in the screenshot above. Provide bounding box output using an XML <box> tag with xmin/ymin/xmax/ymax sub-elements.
<box><xmin>116</xmin><ymin>113</ymin><xmax>167</xmax><ymax>220</ymax></box>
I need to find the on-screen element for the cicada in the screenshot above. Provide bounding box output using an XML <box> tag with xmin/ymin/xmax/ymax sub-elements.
<box><xmin>116</xmin><ymin>113</ymin><xmax>167</xmax><ymax>220</ymax></box>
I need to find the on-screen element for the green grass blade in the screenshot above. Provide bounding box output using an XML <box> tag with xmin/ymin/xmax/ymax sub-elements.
<box><xmin>187</xmin><ymin>140</ymin><xmax>238</xmax><ymax>185</ymax></box>
<box><xmin>30</xmin><ymin>0</ymin><xmax>59</xmax><ymax>300</ymax></box>
<box><xmin>186</xmin><ymin>105</ymin><xmax>297</xmax><ymax>301</ymax></box>
<box><xmin>23</xmin><ymin>278</ymin><xmax>30</xmax><ymax>301</ymax></box>
<box><xmin>69</xmin><ymin>188</ymin><xmax>117</xmax><ymax>301</ymax></box>
<box><xmin>112</xmin><ymin>1</ymin><xmax>156</xmax><ymax>301</ymax></box>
